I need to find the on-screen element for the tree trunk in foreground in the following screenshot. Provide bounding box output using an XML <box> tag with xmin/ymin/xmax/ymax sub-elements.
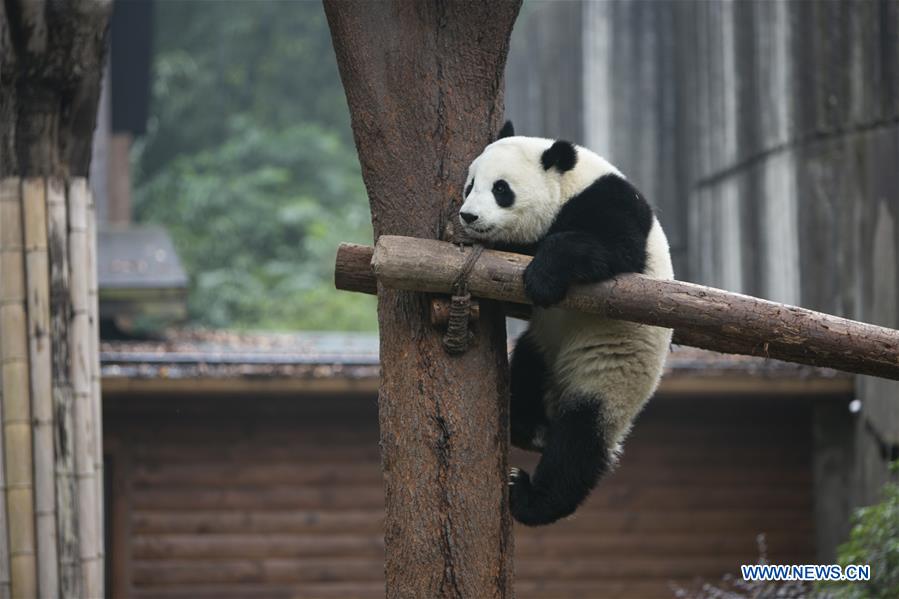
<box><xmin>335</xmin><ymin>238</ymin><xmax>899</xmax><ymax>381</ymax></box>
<box><xmin>325</xmin><ymin>2</ymin><xmax>521</xmax><ymax>597</ymax></box>
<box><xmin>1</xmin><ymin>2</ymin><xmax>111</xmax><ymax>597</ymax></box>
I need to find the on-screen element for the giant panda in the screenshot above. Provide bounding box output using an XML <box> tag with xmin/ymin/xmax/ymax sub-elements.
<box><xmin>459</xmin><ymin>121</ymin><xmax>674</xmax><ymax>526</ymax></box>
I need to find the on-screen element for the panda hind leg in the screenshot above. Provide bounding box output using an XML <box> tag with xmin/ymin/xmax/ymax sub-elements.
<box><xmin>510</xmin><ymin>331</ymin><xmax>550</xmax><ymax>452</ymax></box>
<box><xmin>509</xmin><ymin>396</ymin><xmax>609</xmax><ymax>526</ymax></box>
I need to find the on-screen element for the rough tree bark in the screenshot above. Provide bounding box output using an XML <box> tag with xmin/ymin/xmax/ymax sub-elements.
<box><xmin>335</xmin><ymin>238</ymin><xmax>899</xmax><ymax>381</ymax></box>
<box><xmin>324</xmin><ymin>2</ymin><xmax>521</xmax><ymax>597</ymax></box>
<box><xmin>1</xmin><ymin>2</ymin><xmax>111</xmax><ymax>597</ymax></box>
<box><xmin>0</xmin><ymin>0</ymin><xmax>112</xmax><ymax>178</ymax></box>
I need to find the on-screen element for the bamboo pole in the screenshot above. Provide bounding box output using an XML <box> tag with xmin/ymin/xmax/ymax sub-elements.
<box><xmin>68</xmin><ymin>179</ymin><xmax>101</xmax><ymax>597</ymax></box>
<box><xmin>0</xmin><ymin>179</ymin><xmax>19</xmax><ymax>599</ymax></box>
<box><xmin>47</xmin><ymin>178</ymin><xmax>81</xmax><ymax>598</ymax></box>
<box><xmin>0</xmin><ymin>285</ymin><xmax>10</xmax><ymax>599</ymax></box>
<box><xmin>1</xmin><ymin>178</ymin><xmax>38</xmax><ymax>599</ymax></box>
<box><xmin>85</xmin><ymin>182</ymin><xmax>104</xmax><ymax>597</ymax></box>
<box><xmin>334</xmin><ymin>237</ymin><xmax>899</xmax><ymax>380</ymax></box>
<box><xmin>23</xmin><ymin>178</ymin><xmax>61</xmax><ymax>599</ymax></box>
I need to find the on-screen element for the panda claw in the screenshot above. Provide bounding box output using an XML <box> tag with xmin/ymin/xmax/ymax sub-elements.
<box><xmin>508</xmin><ymin>467</ymin><xmax>519</xmax><ymax>486</ymax></box>
<box><xmin>509</xmin><ymin>467</ymin><xmax>527</xmax><ymax>486</ymax></box>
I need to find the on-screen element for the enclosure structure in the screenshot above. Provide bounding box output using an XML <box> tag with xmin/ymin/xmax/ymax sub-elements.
<box><xmin>0</xmin><ymin>179</ymin><xmax>104</xmax><ymax>598</ymax></box>
<box><xmin>99</xmin><ymin>333</ymin><xmax>850</xmax><ymax>598</ymax></box>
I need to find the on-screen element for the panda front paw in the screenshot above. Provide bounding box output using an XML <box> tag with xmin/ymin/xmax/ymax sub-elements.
<box><xmin>523</xmin><ymin>262</ymin><xmax>568</xmax><ymax>307</ymax></box>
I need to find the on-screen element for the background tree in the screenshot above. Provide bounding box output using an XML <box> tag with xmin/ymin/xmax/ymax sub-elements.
<box><xmin>325</xmin><ymin>2</ymin><xmax>521</xmax><ymax>597</ymax></box>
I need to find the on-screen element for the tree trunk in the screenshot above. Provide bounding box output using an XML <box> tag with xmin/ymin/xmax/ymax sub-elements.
<box><xmin>324</xmin><ymin>3</ymin><xmax>521</xmax><ymax>597</ymax></box>
<box><xmin>1</xmin><ymin>2</ymin><xmax>111</xmax><ymax>597</ymax></box>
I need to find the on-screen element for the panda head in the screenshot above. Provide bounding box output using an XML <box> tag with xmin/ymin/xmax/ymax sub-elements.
<box><xmin>460</xmin><ymin>121</ymin><xmax>578</xmax><ymax>244</ymax></box>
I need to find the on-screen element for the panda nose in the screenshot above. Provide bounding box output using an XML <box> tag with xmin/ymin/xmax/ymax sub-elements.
<box><xmin>460</xmin><ymin>212</ymin><xmax>478</xmax><ymax>224</ymax></box>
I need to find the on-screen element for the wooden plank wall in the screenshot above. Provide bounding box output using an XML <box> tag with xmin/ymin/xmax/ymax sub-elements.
<box><xmin>513</xmin><ymin>396</ymin><xmax>814</xmax><ymax>598</ymax></box>
<box><xmin>106</xmin><ymin>395</ymin><xmax>383</xmax><ymax>599</ymax></box>
<box><xmin>105</xmin><ymin>394</ymin><xmax>813</xmax><ymax>599</ymax></box>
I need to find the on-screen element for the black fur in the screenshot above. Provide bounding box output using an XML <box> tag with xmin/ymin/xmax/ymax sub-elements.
<box><xmin>509</xmin><ymin>332</ymin><xmax>549</xmax><ymax>451</ymax></box>
<box><xmin>509</xmin><ymin>399</ymin><xmax>609</xmax><ymax>526</ymax></box>
<box><xmin>495</xmin><ymin>240</ymin><xmax>538</xmax><ymax>257</ymax></box>
<box><xmin>492</xmin><ymin>179</ymin><xmax>515</xmax><ymax>208</ymax></box>
<box><xmin>523</xmin><ymin>174</ymin><xmax>653</xmax><ymax>307</ymax></box>
<box><xmin>541</xmin><ymin>140</ymin><xmax>578</xmax><ymax>172</ymax></box>
<box><xmin>498</xmin><ymin>120</ymin><xmax>515</xmax><ymax>139</ymax></box>
<box><xmin>464</xmin><ymin>181</ymin><xmax>473</xmax><ymax>197</ymax></box>
<box><xmin>504</xmin><ymin>156</ymin><xmax>658</xmax><ymax>527</ymax></box>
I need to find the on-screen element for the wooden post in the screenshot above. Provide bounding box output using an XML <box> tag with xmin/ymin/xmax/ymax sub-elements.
<box><xmin>325</xmin><ymin>3</ymin><xmax>521</xmax><ymax>597</ymax></box>
<box><xmin>0</xmin><ymin>179</ymin><xmax>38</xmax><ymax>599</ymax></box>
<box><xmin>334</xmin><ymin>237</ymin><xmax>899</xmax><ymax>381</ymax></box>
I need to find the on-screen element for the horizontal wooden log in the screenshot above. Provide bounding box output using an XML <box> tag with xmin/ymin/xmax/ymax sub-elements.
<box><xmin>334</xmin><ymin>242</ymin><xmax>378</xmax><ymax>296</ymax></box>
<box><xmin>335</xmin><ymin>237</ymin><xmax>899</xmax><ymax>380</ymax></box>
<box><xmin>335</xmin><ymin>243</ymin><xmax>527</xmax><ymax>322</ymax></box>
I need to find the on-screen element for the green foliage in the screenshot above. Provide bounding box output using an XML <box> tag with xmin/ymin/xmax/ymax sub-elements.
<box><xmin>139</xmin><ymin>0</ymin><xmax>353</xmax><ymax>180</ymax></box>
<box><xmin>820</xmin><ymin>463</ymin><xmax>899</xmax><ymax>599</ymax></box>
<box><xmin>134</xmin><ymin>1</ymin><xmax>376</xmax><ymax>331</ymax></box>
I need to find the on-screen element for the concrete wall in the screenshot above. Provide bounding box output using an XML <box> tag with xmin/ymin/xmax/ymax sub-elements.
<box><xmin>506</xmin><ymin>0</ymin><xmax>899</xmax><ymax>560</ymax></box>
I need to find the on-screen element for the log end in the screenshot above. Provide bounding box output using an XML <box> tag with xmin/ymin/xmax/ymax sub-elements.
<box><xmin>334</xmin><ymin>243</ymin><xmax>376</xmax><ymax>294</ymax></box>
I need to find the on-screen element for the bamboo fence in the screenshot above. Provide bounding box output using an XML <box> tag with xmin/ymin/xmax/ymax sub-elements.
<box><xmin>1</xmin><ymin>178</ymin><xmax>38</xmax><ymax>598</ymax></box>
<box><xmin>0</xmin><ymin>177</ymin><xmax>103</xmax><ymax>598</ymax></box>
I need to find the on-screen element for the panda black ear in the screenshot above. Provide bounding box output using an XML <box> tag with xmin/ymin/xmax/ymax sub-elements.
<box><xmin>541</xmin><ymin>140</ymin><xmax>577</xmax><ymax>173</ymax></box>
<box><xmin>497</xmin><ymin>120</ymin><xmax>515</xmax><ymax>140</ymax></box>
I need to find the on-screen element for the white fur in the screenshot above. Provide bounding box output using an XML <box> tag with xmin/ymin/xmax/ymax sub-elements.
<box><xmin>460</xmin><ymin>137</ymin><xmax>620</xmax><ymax>244</ymax></box>
<box><xmin>530</xmin><ymin>220</ymin><xmax>673</xmax><ymax>450</ymax></box>
<box><xmin>463</xmin><ymin>136</ymin><xmax>673</xmax><ymax>453</ymax></box>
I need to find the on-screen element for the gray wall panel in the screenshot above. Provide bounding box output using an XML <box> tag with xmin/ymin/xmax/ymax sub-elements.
<box><xmin>506</xmin><ymin>0</ymin><xmax>899</xmax><ymax>559</ymax></box>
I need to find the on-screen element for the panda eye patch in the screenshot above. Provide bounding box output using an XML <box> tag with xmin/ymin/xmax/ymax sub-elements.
<box><xmin>492</xmin><ymin>179</ymin><xmax>515</xmax><ymax>208</ymax></box>
<box><xmin>465</xmin><ymin>181</ymin><xmax>474</xmax><ymax>197</ymax></box>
